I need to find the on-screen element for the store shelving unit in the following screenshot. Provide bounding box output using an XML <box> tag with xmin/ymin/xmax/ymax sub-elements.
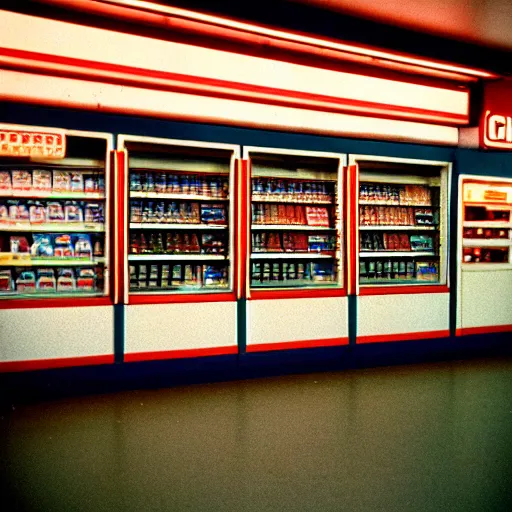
<box><xmin>0</xmin><ymin>134</ymin><xmax>110</xmax><ymax>299</ymax></box>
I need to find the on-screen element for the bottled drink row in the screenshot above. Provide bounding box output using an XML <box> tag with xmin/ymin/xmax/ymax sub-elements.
<box><xmin>252</xmin><ymin>177</ymin><xmax>334</xmax><ymax>203</ymax></box>
<box><xmin>1</xmin><ymin>233</ymin><xmax>104</xmax><ymax>258</ymax></box>
<box><xmin>130</xmin><ymin>201</ymin><xmax>227</xmax><ymax>225</ymax></box>
<box><xmin>130</xmin><ymin>172</ymin><xmax>229</xmax><ymax>197</ymax></box>
<box><xmin>252</xmin><ymin>232</ymin><xmax>336</xmax><ymax>254</ymax></box>
<box><xmin>359</xmin><ymin>205</ymin><xmax>436</xmax><ymax>226</ymax></box>
<box><xmin>360</xmin><ymin>259</ymin><xmax>439</xmax><ymax>282</ymax></box>
<box><xmin>129</xmin><ymin>263</ymin><xmax>229</xmax><ymax>290</ymax></box>
<box><xmin>251</xmin><ymin>261</ymin><xmax>337</xmax><ymax>284</ymax></box>
<box><xmin>0</xmin><ymin>267</ymin><xmax>101</xmax><ymax>293</ymax></box>
<box><xmin>0</xmin><ymin>169</ymin><xmax>105</xmax><ymax>195</ymax></box>
<box><xmin>0</xmin><ymin>199</ymin><xmax>105</xmax><ymax>225</ymax></box>
<box><xmin>129</xmin><ymin>232</ymin><xmax>226</xmax><ymax>255</ymax></box>
<box><xmin>252</xmin><ymin>204</ymin><xmax>331</xmax><ymax>226</ymax></box>
<box><xmin>360</xmin><ymin>233</ymin><xmax>434</xmax><ymax>252</ymax></box>
<box><xmin>360</xmin><ymin>183</ymin><xmax>432</xmax><ymax>206</ymax></box>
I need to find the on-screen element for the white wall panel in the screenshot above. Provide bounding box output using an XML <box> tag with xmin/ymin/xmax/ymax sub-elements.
<box><xmin>0</xmin><ymin>70</ymin><xmax>459</xmax><ymax>146</ymax></box>
<box><xmin>357</xmin><ymin>293</ymin><xmax>449</xmax><ymax>337</ymax></box>
<box><xmin>125</xmin><ymin>302</ymin><xmax>237</xmax><ymax>354</ymax></box>
<box><xmin>461</xmin><ymin>270</ymin><xmax>512</xmax><ymax>328</ymax></box>
<box><xmin>0</xmin><ymin>306</ymin><xmax>114</xmax><ymax>362</ymax></box>
<box><xmin>247</xmin><ymin>297</ymin><xmax>348</xmax><ymax>345</ymax></box>
<box><xmin>0</xmin><ymin>10</ymin><xmax>468</xmax><ymax>116</ymax></box>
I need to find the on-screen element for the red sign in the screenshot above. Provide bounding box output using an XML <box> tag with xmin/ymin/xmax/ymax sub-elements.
<box><xmin>0</xmin><ymin>130</ymin><xmax>66</xmax><ymax>158</ymax></box>
<box><xmin>480</xmin><ymin>79</ymin><xmax>512</xmax><ymax>150</ymax></box>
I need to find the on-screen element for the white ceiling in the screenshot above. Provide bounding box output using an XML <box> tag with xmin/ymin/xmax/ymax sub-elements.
<box><xmin>289</xmin><ymin>0</ymin><xmax>512</xmax><ymax>50</ymax></box>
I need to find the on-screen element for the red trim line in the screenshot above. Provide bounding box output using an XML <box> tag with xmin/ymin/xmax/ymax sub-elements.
<box><xmin>348</xmin><ymin>164</ymin><xmax>358</xmax><ymax>296</ymax></box>
<box><xmin>0</xmin><ymin>354</ymin><xmax>114</xmax><ymax>373</ymax></box>
<box><xmin>249</xmin><ymin>288</ymin><xmax>346</xmax><ymax>300</ymax></box>
<box><xmin>0</xmin><ymin>47</ymin><xmax>469</xmax><ymax>126</ymax></box>
<box><xmin>247</xmin><ymin>337</ymin><xmax>349</xmax><ymax>352</ymax></box>
<box><xmin>359</xmin><ymin>285</ymin><xmax>450</xmax><ymax>296</ymax></box>
<box><xmin>125</xmin><ymin>345</ymin><xmax>238</xmax><ymax>362</ymax></box>
<box><xmin>357</xmin><ymin>329</ymin><xmax>449</xmax><ymax>344</ymax></box>
<box><xmin>456</xmin><ymin>325</ymin><xmax>512</xmax><ymax>336</ymax></box>
<box><xmin>0</xmin><ymin>297</ymin><xmax>113</xmax><ymax>310</ymax></box>
<box><xmin>116</xmin><ymin>150</ymin><xmax>127</xmax><ymax>304</ymax></box>
<box><xmin>129</xmin><ymin>292</ymin><xmax>236</xmax><ymax>305</ymax></box>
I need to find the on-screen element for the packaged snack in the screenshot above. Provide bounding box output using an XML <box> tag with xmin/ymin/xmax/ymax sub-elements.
<box><xmin>410</xmin><ymin>235</ymin><xmax>433</xmax><ymax>252</ymax></box>
<box><xmin>130</xmin><ymin>201</ymin><xmax>142</xmax><ymax>223</ymax></box>
<box><xmin>76</xmin><ymin>268</ymin><xmax>96</xmax><ymax>291</ymax></box>
<box><xmin>130</xmin><ymin>173</ymin><xmax>142</xmax><ymax>192</ymax></box>
<box><xmin>64</xmin><ymin>201</ymin><xmax>83</xmax><ymax>222</ymax></box>
<box><xmin>12</xmin><ymin>171</ymin><xmax>32</xmax><ymax>192</ymax></box>
<box><xmin>0</xmin><ymin>171</ymin><xmax>12</xmax><ymax>195</ymax></box>
<box><xmin>0</xmin><ymin>202</ymin><xmax>9</xmax><ymax>224</ymax></box>
<box><xmin>312</xmin><ymin>262</ymin><xmax>335</xmax><ymax>282</ymax></box>
<box><xmin>148</xmin><ymin>264</ymin><xmax>159</xmax><ymax>288</ymax></box>
<box><xmin>36</xmin><ymin>269</ymin><xmax>56</xmax><ymax>292</ymax></box>
<box><xmin>31</xmin><ymin>235</ymin><xmax>54</xmax><ymax>257</ymax></box>
<box><xmin>171</xmin><ymin>264</ymin><xmax>182</xmax><ymax>284</ymax></box>
<box><xmin>54</xmin><ymin>234</ymin><xmax>74</xmax><ymax>258</ymax></box>
<box><xmin>47</xmin><ymin>201</ymin><xmax>65</xmax><ymax>222</ymax></box>
<box><xmin>416</xmin><ymin>262</ymin><xmax>438</xmax><ymax>281</ymax></box>
<box><xmin>203</xmin><ymin>265</ymin><xmax>228</xmax><ymax>287</ymax></box>
<box><xmin>57</xmin><ymin>268</ymin><xmax>76</xmax><ymax>292</ymax></box>
<box><xmin>52</xmin><ymin>171</ymin><xmax>71</xmax><ymax>192</ymax></box>
<box><xmin>155</xmin><ymin>173</ymin><xmax>167</xmax><ymax>193</ymax></box>
<box><xmin>15</xmin><ymin>270</ymin><xmax>35</xmax><ymax>293</ymax></box>
<box><xmin>29</xmin><ymin>202</ymin><xmax>47</xmax><ymax>224</ymax></box>
<box><xmin>70</xmin><ymin>172</ymin><xmax>84</xmax><ymax>192</ymax></box>
<box><xmin>8</xmin><ymin>201</ymin><xmax>30</xmax><ymax>223</ymax></box>
<box><xmin>0</xmin><ymin>270</ymin><xmax>13</xmax><ymax>291</ymax></box>
<box><xmin>10</xmin><ymin>236</ymin><xmax>29</xmax><ymax>253</ymax></box>
<box><xmin>200</xmin><ymin>204</ymin><xmax>226</xmax><ymax>225</ymax></box>
<box><xmin>84</xmin><ymin>203</ymin><xmax>104</xmax><ymax>224</ymax></box>
<box><xmin>138</xmin><ymin>265</ymin><xmax>147</xmax><ymax>288</ymax></box>
<box><xmin>74</xmin><ymin>234</ymin><xmax>92</xmax><ymax>258</ymax></box>
<box><xmin>33</xmin><ymin>170</ymin><xmax>52</xmax><ymax>192</ymax></box>
<box><xmin>84</xmin><ymin>175</ymin><xmax>96</xmax><ymax>193</ymax></box>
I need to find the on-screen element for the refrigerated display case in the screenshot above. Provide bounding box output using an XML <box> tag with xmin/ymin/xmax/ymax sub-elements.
<box><xmin>248</xmin><ymin>150</ymin><xmax>344</xmax><ymax>292</ymax></box>
<box><xmin>457</xmin><ymin>177</ymin><xmax>512</xmax><ymax>336</ymax></box>
<box><xmin>118</xmin><ymin>136</ymin><xmax>239</xmax><ymax>361</ymax></box>
<box><xmin>0</xmin><ymin>127</ymin><xmax>111</xmax><ymax>300</ymax></box>
<box><xmin>355</xmin><ymin>159</ymin><xmax>449</xmax><ymax>288</ymax></box>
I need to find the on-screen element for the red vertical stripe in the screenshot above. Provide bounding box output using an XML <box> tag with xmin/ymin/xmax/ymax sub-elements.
<box><xmin>347</xmin><ymin>164</ymin><xmax>359</xmax><ymax>296</ymax></box>
<box><xmin>116</xmin><ymin>150</ymin><xmax>127</xmax><ymax>305</ymax></box>
<box><xmin>238</xmin><ymin>159</ymin><xmax>250</xmax><ymax>299</ymax></box>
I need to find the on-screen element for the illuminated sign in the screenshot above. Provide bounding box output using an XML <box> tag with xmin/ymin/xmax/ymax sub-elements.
<box><xmin>483</xmin><ymin>111</ymin><xmax>512</xmax><ymax>149</ymax></box>
<box><xmin>0</xmin><ymin>130</ymin><xmax>66</xmax><ymax>158</ymax></box>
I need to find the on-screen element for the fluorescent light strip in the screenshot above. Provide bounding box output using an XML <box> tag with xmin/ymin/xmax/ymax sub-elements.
<box><xmin>98</xmin><ymin>0</ymin><xmax>495</xmax><ymax>79</ymax></box>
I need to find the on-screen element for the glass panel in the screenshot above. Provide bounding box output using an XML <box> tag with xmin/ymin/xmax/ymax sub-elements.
<box><xmin>0</xmin><ymin>135</ymin><xmax>108</xmax><ymax>298</ymax></box>
<box><xmin>358</xmin><ymin>162</ymin><xmax>445</xmax><ymax>286</ymax></box>
<box><xmin>249</xmin><ymin>151</ymin><xmax>342</xmax><ymax>290</ymax></box>
<box><xmin>126</xmin><ymin>141</ymin><xmax>233</xmax><ymax>293</ymax></box>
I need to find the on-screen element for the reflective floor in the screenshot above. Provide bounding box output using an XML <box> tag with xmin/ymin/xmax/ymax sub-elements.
<box><xmin>1</xmin><ymin>357</ymin><xmax>512</xmax><ymax>512</ymax></box>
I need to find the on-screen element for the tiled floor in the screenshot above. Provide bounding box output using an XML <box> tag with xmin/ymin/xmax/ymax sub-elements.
<box><xmin>1</xmin><ymin>357</ymin><xmax>512</xmax><ymax>511</ymax></box>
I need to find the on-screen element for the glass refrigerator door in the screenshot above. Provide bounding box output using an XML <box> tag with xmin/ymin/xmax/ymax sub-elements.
<box><xmin>248</xmin><ymin>150</ymin><xmax>343</xmax><ymax>290</ymax></box>
<box><xmin>462</xmin><ymin>180</ymin><xmax>512</xmax><ymax>265</ymax></box>
<box><xmin>0</xmin><ymin>130</ymin><xmax>110</xmax><ymax>298</ymax></box>
<box><xmin>123</xmin><ymin>139</ymin><xmax>235</xmax><ymax>294</ymax></box>
<box><xmin>357</xmin><ymin>159</ymin><xmax>449</xmax><ymax>286</ymax></box>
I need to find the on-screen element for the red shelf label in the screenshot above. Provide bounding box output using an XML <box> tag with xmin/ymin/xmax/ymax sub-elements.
<box><xmin>0</xmin><ymin>130</ymin><xmax>66</xmax><ymax>159</ymax></box>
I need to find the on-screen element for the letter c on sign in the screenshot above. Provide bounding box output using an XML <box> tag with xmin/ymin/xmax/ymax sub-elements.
<box><xmin>488</xmin><ymin>115</ymin><xmax>506</xmax><ymax>141</ymax></box>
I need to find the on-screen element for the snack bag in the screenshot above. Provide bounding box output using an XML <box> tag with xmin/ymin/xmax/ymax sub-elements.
<box><xmin>0</xmin><ymin>202</ymin><xmax>10</xmax><ymax>224</ymax></box>
<box><xmin>84</xmin><ymin>203</ymin><xmax>104</xmax><ymax>224</ymax></box>
<box><xmin>10</xmin><ymin>236</ymin><xmax>29</xmax><ymax>253</ymax></box>
<box><xmin>70</xmin><ymin>172</ymin><xmax>84</xmax><ymax>192</ymax></box>
<box><xmin>53</xmin><ymin>171</ymin><xmax>71</xmax><ymax>192</ymax></box>
<box><xmin>16</xmin><ymin>270</ymin><xmax>36</xmax><ymax>293</ymax></box>
<box><xmin>0</xmin><ymin>270</ymin><xmax>13</xmax><ymax>292</ymax></box>
<box><xmin>47</xmin><ymin>201</ymin><xmax>65</xmax><ymax>222</ymax></box>
<box><xmin>74</xmin><ymin>234</ymin><xmax>92</xmax><ymax>258</ymax></box>
<box><xmin>36</xmin><ymin>269</ymin><xmax>56</xmax><ymax>292</ymax></box>
<box><xmin>29</xmin><ymin>202</ymin><xmax>47</xmax><ymax>224</ymax></box>
<box><xmin>33</xmin><ymin>170</ymin><xmax>52</xmax><ymax>192</ymax></box>
<box><xmin>0</xmin><ymin>171</ymin><xmax>12</xmax><ymax>195</ymax></box>
<box><xmin>57</xmin><ymin>268</ymin><xmax>76</xmax><ymax>292</ymax></box>
<box><xmin>8</xmin><ymin>201</ymin><xmax>30</xmax><ymax>223</ymax></box>
<box><xmin>54</xmin><ymin>234</ymin><xmax>74</xmax><ymax>258</ymax></box>
<box><xmin>31</xmin><ymin>234</ymin><xmax>54</xmax><ymax>257</ymax></box>
<box><xmin>64</xmin><ymin>201</ymin><xmax>84</xmax><ymax>222</ymax></box>
<box><xmin>76</xmin><ymin>268</ymin><xmax>96</xmax><ymax>291</ymax></box>
<box><xmin>12</xmin><ymin>171</ymin><xmax>32</xmax><ymax>192</ymax></box>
